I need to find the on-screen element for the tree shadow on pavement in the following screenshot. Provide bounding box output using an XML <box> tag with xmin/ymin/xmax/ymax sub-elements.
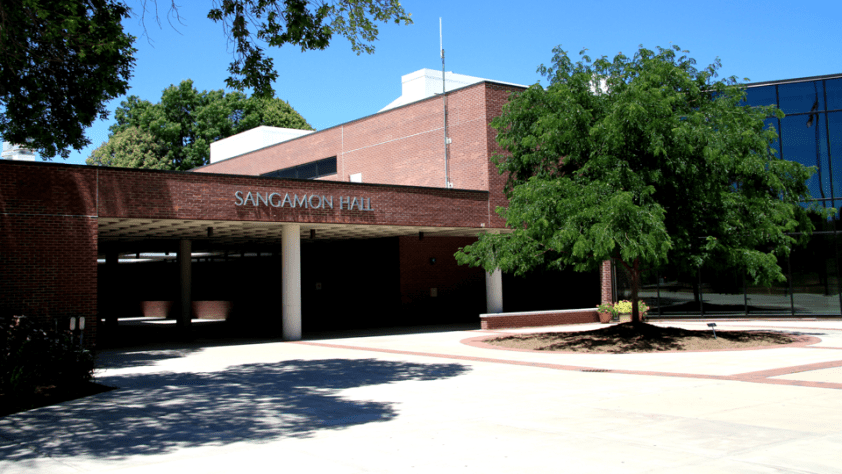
<box><xmin>95</xmin><ymin>348</ymin><xmax>203</xmax><ymax>370</ymax></box>
<box><xmin>0</xmin><ymin>358</ymin><xmax>470</xmax><ymax>461</ymax></box>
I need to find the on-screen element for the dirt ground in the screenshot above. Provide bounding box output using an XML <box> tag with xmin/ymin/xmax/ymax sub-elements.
<box><xmin>487</xmin><ymin>322</ymin><xmax>799</xmax><ymax>353</ymax></box>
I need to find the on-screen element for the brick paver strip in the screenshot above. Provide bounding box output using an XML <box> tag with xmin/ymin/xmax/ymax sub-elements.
<box><xmin>296</xmin><ymin>335</ymin><xmax>842</xmax><ymax>390</ymax></box>
<box><xmin>656</xmin><ymin>321</ymin><xmax>842</xmax><ymax>332</ymax></box>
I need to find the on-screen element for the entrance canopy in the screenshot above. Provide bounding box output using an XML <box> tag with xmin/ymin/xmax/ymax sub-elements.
<box><xmin>0</xmin><ymin>161</ymin><xmax>505</xmax><ymax>345</ymax></box>
<box><xmin>99</xmin><ymin>218</ymin><xmax>487</xmax><ymax>243</ymax></box>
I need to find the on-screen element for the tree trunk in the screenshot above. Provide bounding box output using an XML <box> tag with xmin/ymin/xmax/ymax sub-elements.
<box><xmin>630</xmin><ymin>258</ymin><xmax>642</xmax><ymax>323</ymax></box>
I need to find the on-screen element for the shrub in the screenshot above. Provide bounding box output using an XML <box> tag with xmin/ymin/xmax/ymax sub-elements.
<box><xmin>1</xmin><ymin>316</ymin><xmax>94</xmax><ymax>401</ymax></box>
<box><xmin>597</xmin><ymin>300</ymin><xmax>650</xmax><ymax>317</ymax></box>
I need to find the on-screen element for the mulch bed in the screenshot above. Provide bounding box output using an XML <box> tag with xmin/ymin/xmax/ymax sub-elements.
<box><xmin>486</xmin><ymin>322</ymin><xmax>800</xmax><ymax>353</ymax></box>
<box><xmin>0</xmin><ymin>382</ymin><xmax>116</xmax><ymax>417</ymax></box>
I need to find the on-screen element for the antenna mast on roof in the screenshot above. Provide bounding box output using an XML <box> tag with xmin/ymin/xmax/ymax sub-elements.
<box><xmin>441</xmin><ymin>18</ymin><xmax>451</xmax><ymax>188</ymax></box>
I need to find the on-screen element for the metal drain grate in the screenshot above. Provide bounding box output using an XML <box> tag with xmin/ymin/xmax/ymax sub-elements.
<box><xmin>581</xmin><ymin>369</ymin><xmax>611</xmax><ymax>373</ymax></box>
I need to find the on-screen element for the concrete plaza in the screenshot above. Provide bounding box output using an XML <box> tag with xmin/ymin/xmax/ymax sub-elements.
<box><xmin>1</xmin><ymin>320</ymin><xmax>841</xmax><ymax>473</ymax></box>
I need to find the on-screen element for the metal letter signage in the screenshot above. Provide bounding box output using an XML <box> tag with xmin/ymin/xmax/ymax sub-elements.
<box><xmin>234</xmin><ymin>191</ymin><xmax>373</xmax><ymax>212</ymax></box>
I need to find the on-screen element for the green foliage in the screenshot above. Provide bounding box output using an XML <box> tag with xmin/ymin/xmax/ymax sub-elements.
<box><xmin>88</xmin><ymin>79</ymin><xmax>313</xmax><ymax>170</ymax></box>
<box><xmin>206</xmin><ymin>0</ymin><xmax>412</xmax><ymax>96</ymax></box>
<box><xmin>456</xmin><ymin>45</ymin><xmax>826</xmax><ymax>321</ymax></box>
<box><xmin>0</xmin><ymin>0</ymin><xmax>136</xmax><ymax>158</ymax></box>
<box><xmin>86</xmin><ymin>127</ymin><xmax>171</xmax><ymax>169</ymax></box>
<box><xmin>2</xmin><ymin>1</ymin><xmax>410</xmax><ymax>158</ymax></box>
<box><xmin>1</xmin><ymin>316</ymin><xmax>94</xmax><ymax>402</ymax></box>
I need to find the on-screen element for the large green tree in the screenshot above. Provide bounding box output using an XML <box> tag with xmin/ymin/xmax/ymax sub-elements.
<box><xmin>1</xmin><ymin>0</ymin><xmax>410</xmax><ymax>158</ymax></box>
<box><xmin>456</xmin><ymin>46</ymin><xmax>823</xmax><ymax>322</ymax></box>
<box><xmin>0</xmin><ymin>1</ymin><xmax>135</xmax><ymax>159</ymax></box>
<box><xmin>86</xmin><ymin>127</ymin><xmax>170</xmax><ymax>169</ymax></box>
<box><xmin>86</xmin><ymin>79</ymin><xmax>313</xmax><ymax>170</ymax></box>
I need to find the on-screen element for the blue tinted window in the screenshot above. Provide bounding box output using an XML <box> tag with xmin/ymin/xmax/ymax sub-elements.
<box><xmin>778</xmin><ymin>81</ymin><xmax>825</xmax><ymax>115</ymax></box>
<box><xmin>781</xmin><ymin>113</ymin><xmax>830</xmax><ymax>200</ymax></box>
<box><xmin>829</xmin><ymin>112</ymin><xmax>842</xmax><ymax>200</ymax></box>
<box><xmin>743</xmin><ymin>85</ymin><xmax>777</xmax><ymax>107</ymax></box>
<box><xmin>826</xmin><ymin>79</ymin><xmax>842</xmax><ymax>111</ymax></box>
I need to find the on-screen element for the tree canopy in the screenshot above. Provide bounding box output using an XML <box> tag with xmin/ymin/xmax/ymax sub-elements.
<box><xmin>455</xmin><ymin>45</ymin><xmax>823</xmax><ymax>322</ymax></box>
<box><xmin>86</xmin><ymin>79</ymin><xmax>313</xmax><ymax>170</ymax></box>
<box><xmin>86</xmin><ymin>127</ymin><xmax>170</xmax><ymax>169</ymax></box>
<box><xmin>0</xmin><ymin>1</ymin><xmax>135</xmax><ymax>159</ymax></box>
<box><xmin>1</xmin><ymin>0</ymin><xmax>411</xmax><ymax>158</ymax></box>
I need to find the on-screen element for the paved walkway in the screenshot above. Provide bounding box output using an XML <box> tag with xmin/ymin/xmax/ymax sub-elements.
<box><xmin>1</xmin><ymin>320</ymin><xmax>841</xmax><ymax>473</ymax></box>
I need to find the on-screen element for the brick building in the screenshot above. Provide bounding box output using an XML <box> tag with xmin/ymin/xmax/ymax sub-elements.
<box><xmin>0</xmin><ymin>70</ymin><xmax>604</xmax><ymax>345</ymax></box>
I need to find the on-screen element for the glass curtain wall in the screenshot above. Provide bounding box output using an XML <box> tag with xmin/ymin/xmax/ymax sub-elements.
<box><xmin>613</xmin><ymin>75</ymin><xmax>842</xmax><ymax>317</ymax></box>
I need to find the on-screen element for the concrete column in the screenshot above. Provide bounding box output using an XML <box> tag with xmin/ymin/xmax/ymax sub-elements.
<box><xmin>105</xmin><ymin>250</ymin><xmax>119</xmax><ymax>328</ymax></box>
<box><xmin>282</xmin><ymin>224</ymin><xmax>302</xmax><ymax>341</ymax></box>
<box><xmin>178</xmin><ymin>239</ymin><xmax>192</xmax><ymax>334</ymax></box>
<box><xmin>485</xmin><ymin>268</ymin><xmax>503</xmax><ymax>313</ymax></box>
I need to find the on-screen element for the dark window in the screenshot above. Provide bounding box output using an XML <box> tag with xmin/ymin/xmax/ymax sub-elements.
<box><xmin>277</xmin><ymin>168</ymin><xmax>297</xmax><ymax>179</ymax></box>
<box><xmin>778</xmin><ymin>81</ymin><xmax>825</xmax><ymax>115</ymax></box>
<box><xmin>318</xmin><ymin>157</ymin><xmax>337</xmax><ymax>176</ymax></box>
<box><xmin>262</xmin><ymin>157</ymin><xmax>337</xmax><ymax>180</ymax></box>
<box><xmin>297</xmin><ymin>162</ymin><xmax>319</xmax><ymax>179</ymax></box>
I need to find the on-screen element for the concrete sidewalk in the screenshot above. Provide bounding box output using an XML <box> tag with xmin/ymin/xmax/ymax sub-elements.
<box><xmin>1</xmin><ymin>320</ymin><xmax>841</xmax><ymax>473</ymax></box>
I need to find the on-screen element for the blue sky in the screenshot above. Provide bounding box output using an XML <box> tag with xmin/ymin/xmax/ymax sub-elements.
<box><xmin>15</xmin><ymin>0</ymin><xmax>842</xmax><ymax>165</ymax></box>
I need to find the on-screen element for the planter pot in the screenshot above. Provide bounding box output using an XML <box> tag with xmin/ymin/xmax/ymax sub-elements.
<box><xmin>618</xmin><ymin>313</ymin><xmax>632</xmax><ymax>323</ymax></box>
<box><xmin>598</xmin><ymin>312</ymin><xmax>612</xmax><ymax>324</ymax></box>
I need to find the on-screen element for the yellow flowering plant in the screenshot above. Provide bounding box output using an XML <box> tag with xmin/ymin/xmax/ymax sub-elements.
<box><xmin>597</xmin><ymin>300</ymin><xmax>649</xmax><ymax>318</ymax></box>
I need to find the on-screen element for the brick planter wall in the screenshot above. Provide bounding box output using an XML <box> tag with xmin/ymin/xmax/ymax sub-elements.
<box><xmin>480</xmin><ymin>308</ymin><xmax>600</xmax><ymax>330</ymax></box>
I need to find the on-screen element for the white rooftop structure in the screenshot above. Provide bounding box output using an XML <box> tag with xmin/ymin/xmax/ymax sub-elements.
<box><xmin>210</xmin><ymin>126</ymin><xmax>313</xmax><ymax>164</ymax></box>
<box><xmin>380</xmin><ymin>69</ymin><xmax>525</xmax><ymax>112</ymax></box>
<box><xmin>1</xmin><ymin>141</ymin><xmax>37</xmax><ymax>161</ymax></box>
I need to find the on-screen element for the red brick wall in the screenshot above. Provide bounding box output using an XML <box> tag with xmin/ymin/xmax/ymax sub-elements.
<box><xmin>195</xmin><ymin>82</ymin><xmax>525</xmax><ymax>232</ymax></box>
<box><xmin>137</xmin><ymin>301</ymin><xmax>231</xmax><ymax>319</ymax></box>
<box><xmin>341</xmin><ymin>98</ymin><xmax>446</xmax><ymax>188</ymax></box>
<box><xmin>484</xmin><ymin>84</ymin><xmax>523</xmax><ymax>229</ymax></box>
<box><xmin>0</xmin><ymin>162</ymin><xmax>98</xmax><ymax>344</ymax></box>
<box><xmin>139</xmin><ymin>301</ymin><xmax>171</xmax><ymax>318</ymax></box>
<box><xmin>397</xmin><ymin>235</ymin><xmax>485</xmax><ymax>309</ymax></box>
<box><xmin>195</xmin><ymin>90</ymin><xmax>451</xmax><ymax>187</ymax></box>
<box><xmin>96</xmin><ymin>168</ymin><xmax>492</xmax><ymax>228</ymax></box>
<box><xmin>446</xmin><ymin>85</ymin><xmax>492</xmax><ymax>192</ymax></box>
<box><xmin>601</xmin><ymin>260</ymin><xmax>613</xmax><ymax>305</ymax></box>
